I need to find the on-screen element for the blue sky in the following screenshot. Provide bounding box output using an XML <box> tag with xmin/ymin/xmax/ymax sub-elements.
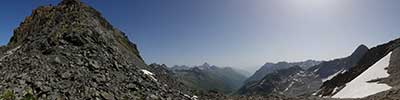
<box><xmin>1</xmin><ymin>0</ymin><xmax>399</xmax><ymax>72</ymax></box>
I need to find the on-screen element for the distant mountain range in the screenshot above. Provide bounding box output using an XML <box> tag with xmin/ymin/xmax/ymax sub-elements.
<box><xmin>170</xmin><ymin>63</ymin><xmax>248</xmax><ymax>94</ymax></box>
<box><xmin>2</xmin><ymin>0</ymin><xmax>400</xmax><ymax>99</ymax></box>
<box><xmin>237</xmin><ymin>44</ymin><xmax>369</xmax><ymax>96</ymax></box>
<box><xmin>244</xmin><ymin>60</ymin><xmax>321</xmax><ymax>84</ymax></box>
<box><xmin>236</xmin><ymin>66</ymin><xmax>322</xmax><ymax>96</ymax></box>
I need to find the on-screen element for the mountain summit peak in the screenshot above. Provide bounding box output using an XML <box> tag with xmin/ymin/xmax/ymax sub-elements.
<box><xmin>349</xmin><ymin>44</ymin><xmax>369</xmax><ymax>58</ymax></box>
<box><xmin>356</xmin><ymin>44</ymin><xmax>368</xmax><ymax>50</ymax></box>
<box><xmin>7</xmin><ymin>0</ymin><xmax>142</xmax><ymax>61</ymax></box>
<box><xmin>0</xmin><ymin>0</ymin><xmax>193</xmax><ymax>99</ymax></box>
<box><xmin>202</xmin><ymin>62</ymin><xmax>211</xmax><ymax>67</ymax></box>
<box><xmin>59</xmin><ymin>0</ymin><xmax>82</xmax><ymax>5</ymax></box>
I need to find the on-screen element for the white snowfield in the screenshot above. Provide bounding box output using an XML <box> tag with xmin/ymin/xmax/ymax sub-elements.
<box><xmin>332</xmin><ymin>52</ymin><xmax>393</xmax><ymax>98</ymax></box>
<box><xmin>141</xmin><ymin>69</ymin><xmax>158</xmax><ymax>82</ymax></box>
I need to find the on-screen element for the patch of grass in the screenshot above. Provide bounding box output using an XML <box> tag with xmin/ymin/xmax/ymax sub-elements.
<box><xmin>21</xmin><ymin>89</ymin><xmax>37</xmax><ymax>100</ymax></box>
<box><xmin>0</xmin><ymin>90</ymin><xmax>16</xmax><ymax>100</ymax></box>
<box><xmin>21</xmin><ymin>92</ymin><xmax>36</xmax><ymax>100</ymax></box>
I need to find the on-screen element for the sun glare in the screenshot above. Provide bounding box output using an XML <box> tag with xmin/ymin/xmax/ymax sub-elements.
<box><xmin>288</xmin><ymin>0</ymin><xmax>339</xmax><ymax>9</ymax></box>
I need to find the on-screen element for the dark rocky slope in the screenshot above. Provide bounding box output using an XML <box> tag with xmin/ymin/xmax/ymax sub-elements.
<box><xmin>236</xmin><ymin>66</ymin><xmax>322</xmax><ymax>96</ymax></box>
<box><xmin>147</xmin><ymin>64</ymin><xmax>196</xmax><ymax>96</ymax></box>
<box><xmin>202</xmin><ymin>93</ymin><xmax>339</xmax><ymax>100</ymax></box>
<box><xmin>0</xmin><ymin>0</ymin><xmax>193</xmax><ymax>99</ymax></box>
<box><xmin>382</xmin><ymin>47</ymin><xmax>400</xmax><ymax>87</ymax></box>
<box><xmin>245</xmin><ymin>60</ymin><xmax>321</xmax><ymax>84</ymax></box>
<box><xmin>308</xmin><ymin>45</ymin><xmax>368</xmax><ymax>79</ymax></box>
<box><xmin>237</xmin><ymin>45</ymin><xmax>368</xmax><ymax>97</ymax></box>
<box><xmin>316</xmin><ymin>38</ymin><xmax>400</xmax><ymax>97</ymax></box>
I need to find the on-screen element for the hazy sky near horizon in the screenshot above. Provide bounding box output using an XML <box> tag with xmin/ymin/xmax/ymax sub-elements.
<box><xmin>0</xmin><ymin>0</ymin><xmax>399</xmax><ymax>72</ymax></box>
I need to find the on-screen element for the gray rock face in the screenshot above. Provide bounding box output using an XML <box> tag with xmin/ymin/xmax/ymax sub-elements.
<box><xmin>382</xmin><ymin>47</ymin><xmax>400</xmax><ymax>87</ymax></box>
<box><xmin>0</xmin><ymin>0</ymin><xmax>191</xmax><ymax>99</ymax></box>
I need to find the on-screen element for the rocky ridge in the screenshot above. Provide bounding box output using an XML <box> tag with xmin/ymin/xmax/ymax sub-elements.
<box><xmin>316</xmin><ymin>38</ymin><xmax>400</xmax><ymax>97</ymax></box>
<box><xmin>245</xmin><ymin>60</ymin><xmax>321</xmax><ymax>84</ymax></box>
<box><xmin>237</xmin><ymin>45</ymin><xmax>368</xmax><ymax>97</ymax></box>
<box><xmin>236</xmin><ymin>66</ymin><xmax>322</xmax><ymax>96</ymax></box>
<box><xmin>0</xmin><ymin>0</ymin><xmax>193</xmax><ymax>99</ymax></box>
<box><xmin>308</xmin><ymin>45</ymin><xmax>369</xmax><ymax>79</ymax></box>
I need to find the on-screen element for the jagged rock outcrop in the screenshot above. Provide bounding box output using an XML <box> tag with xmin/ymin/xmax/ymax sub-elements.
<box><xmin>316</xmin><ymin>38</ymin><xmax>400</xmax><ymax>97</ymax></box>
<box><xmin>0</xmin><ymin>0</ymin><xmax>193</xmax><ymax>99</ymax></box>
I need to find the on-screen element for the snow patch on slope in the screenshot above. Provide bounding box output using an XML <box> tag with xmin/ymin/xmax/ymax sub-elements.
<box><xmin>141</xmin><ymin>69</ymin><xmax>157</xmax><ymax>82</ymax></box>
<box><xmin>284</xmin><ymin>81</ymin><xmax>295</xmax><ymax>92</ymax></box>
<box><xmin>332</xmin><ymin>87</ymin><xmax>340</xmax><ymax>94</ymax></box>
<box><xmin>184</xmin><ymin>94</ymin><xmax>198</xmax><ymax>100</ymax></box>
<box><xmin>332</xmin><ymin>52</ymin><xmax>393</xmax><ymax>98</ymax></box>
<box><xmin>322</xmin><ymin>69</ymin><xmax>345</xmax><ymax>82</ymax></box>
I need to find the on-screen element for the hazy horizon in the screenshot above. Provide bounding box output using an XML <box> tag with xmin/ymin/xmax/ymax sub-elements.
<box><xmin>1</xmin><ymin>0</ymin><xmax>400</xmax><ymax>73</ymax></box>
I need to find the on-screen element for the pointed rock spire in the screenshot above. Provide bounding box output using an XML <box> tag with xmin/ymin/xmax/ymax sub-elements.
<box><xmin>349</xmin><ymin>44</ymin><xmax>369</xmax><ymax>58</ymax></box>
